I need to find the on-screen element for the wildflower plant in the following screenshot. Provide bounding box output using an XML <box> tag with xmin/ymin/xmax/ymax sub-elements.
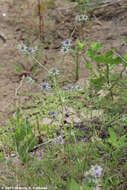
<box><xmin>1</xmin><ymin>1</ymin><xmax>127</xmax><ymax>189</ymax></box>
<box><xmin>61</xmin><ymin>38</ymin><xmax>86</xmax><ymax>81</ymax></box>
<box><xmin>71</xmin><ymin>39</ymin><xmax>86</xmax><ymax>81</ymax></box>
<box><xmin>16</xmin><ymin>43</ymin><xmax>39</xmax><ymax>78</ymax></box>
<box><xmin>17</xmin><ymin>44</ymin><xmax>38</xmax><ymax>55</ymax></box>
<box><xmin>84</xmin><ymin>165</ymin><xmax>103</xmax><ymax>189</ymax></box>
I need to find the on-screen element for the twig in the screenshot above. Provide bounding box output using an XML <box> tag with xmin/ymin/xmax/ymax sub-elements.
<box><xmin>15</xmin><ymin>75</ymin><xmax>25</xmax><ymax>97</ymax></box>
<box><xmin>0</xmin><ymin>31</ymin><xmax>7</xmax><ymax>43</ymax></box>
<box><xmin>31</xmin><ymin>138</ymin><xmax>56</xmax><ymax>152</ymax></box>
<box><xmin>56</xmin><ymin>0</ymin><xmax>120</xmax><ymax>11</ymax></box>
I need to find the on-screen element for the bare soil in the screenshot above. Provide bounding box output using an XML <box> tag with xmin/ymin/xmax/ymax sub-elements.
<box><xmin>0</xmin><ymin>0</ymin><xmax>127</xmax><ymax>126</ymax></box>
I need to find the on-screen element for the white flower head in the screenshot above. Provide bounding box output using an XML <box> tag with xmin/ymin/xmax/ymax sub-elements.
<box><xmin>17</xmin><ymin>44</ymin><xmax>27</xmax><ymax>52</ymax></box>
<box><xmin>26</xmin><ymin>76</ymin><xmax>35</xmax><ymax>85</ymax></box>
<box><xmin>75</xmin><ymin>14</ymin><xmax>88</xmax><ymax>22</ymax></box>
<box><xmin>82</xmin><ymin>14</ymin><xmax>88</xmax><ymax>21</ymax></box>
<box><xmin>74</xmin><ymin>84</ymin><xmax>82</xmax><ymax>91</ymax></box>
<box><xmin>49</xmin><ymin>68</ymin><xmax>60</xmax><ymax>77</ymax></box>
<box><xmin>61</xmin><ymin>46</ymin><xmax>70</xmax><ymax>54</ymax></box>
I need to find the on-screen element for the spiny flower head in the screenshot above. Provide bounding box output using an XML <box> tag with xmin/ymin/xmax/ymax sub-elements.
<box><xmin>26</xmin><ymin>76</ymin><xmax>35</xmax><ymax>85</ymax></box>
<box><xmin>61</xmin><ymin>46</ymin><xmax>70</xmax><ymax>54</ymax></box>
<box><xmin>75</xmin><ymin>14</ymin><xmax>88</xmax><ymax>22</ymax></box>
<box><xmin>62</xmin><ymin>39</ymin><xmax>71</xmax><ymax>47</ymax></box>
<box><xmin>53</xmin><ymin>136</ymin><xmax>65</xmax><ymax>144</ymax></box>
<box><xmin>49</xmin><ymin>110</ymin><xmax>57</xmax><ymax>119</ymax></box>
<box><xmin>64</xmin><ymin>84</ymin><xmax>74</xmax><ymax>90</ymax></box>
<box><xmin>90</xmin><ymin>165</ymin><xmax>103</xmax><ymax>178</ymax></box>
<box><xmin>49</xmin><ymin>68</ymin><xmax>60</xmax><ymax>77</ymax></box>
<box><xmin>17</xmin><ymin>44</ymin><xmax>38</xmax><ymax>54</ymax></box>
<box><xmin>40</xmin><ymin>82</ymin><xmax>51</xmax><ymax>91</ymax></box>
<box><xmin>17</xmin><ymin>44</ymin><xmax>27</xmax><ymax>52</ymax></box>
<box><xmin>82</xmin><ymin>14</ymin><xmax>88</xmax><ymax>21</ymax></box>
<box><xmin>74</xmin><ymin>84</ymin><xmax>82</xmax><ymax>91</ymax></box>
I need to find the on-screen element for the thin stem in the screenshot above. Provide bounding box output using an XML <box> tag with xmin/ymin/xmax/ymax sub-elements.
<box><xmin>53</xmin><ymin>76</ymin><xmax>65</xmax><ymax>127</ymax></box>
<box><xmin>75</xmin><ymin>51</ymin><xmax>79</xmax><ymax>81</ymax></box>
<box><xmin>31</xmin><ymin>55</ymin><xmax>49</xmax><ymax>73</ymax></box>
<box><xmin>106</xmin><ymin>64</ymin><xmax>109</xmax><ymax>84</ymax></box>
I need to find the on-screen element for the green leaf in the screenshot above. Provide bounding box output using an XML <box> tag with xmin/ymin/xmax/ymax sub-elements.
<box><xmin>90</xmin><ymin>41</ymin><xmax>102</xmax><ymax>51</ymax></box>
<box><xmin>66</xmin><ymin>178</ymin><xmax>80</xmax><ymax>190</ymax></box>
<box><xmin>85</xmin><ymin>49</ymin><xmax>96</xmax><ymax>59</ymax></box>
<box><xmin>123</xmin><ymin>53</ymin><xmax>127</xmax><ymax>61</ymax></box>
<box><xmin>108</xmin><ymin>128</ymin><xmax>119</xmax><ymax>148</ymax></box>
<box><xmin>106</xmin><ymin>50</ymin><xmax>114</xmax><ymax>57</ymax></box>
<box><xmin>85</xmin><ymin>61</ymin><xmax>93</xmax><ymax>71</ymax></box>
<box><xmin>77</xmin><ymin>40</ymin><xmax>86</xmax><ymax>50</ymax></box>
<box><xmin>15</xmin><ymin>65</ymin><xmax>23</xmax><ymax>73</ymax></box>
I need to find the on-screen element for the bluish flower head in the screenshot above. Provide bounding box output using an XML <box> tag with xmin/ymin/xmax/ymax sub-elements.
<box><xmin>26</xmin><ymin>76</ymin><xmax>35</xmax><ymax>85</ymax></box>
<box><xmin>25</xmin><ymin>46</ymin><xmax>38</xmax><ymax>54</ymax></box>
<box><xmin>49</xmin><ymin>111</ymin><xmax>57</xmax><ymax>118</ymax></box>
<box><xmin>64</xmin><ymin>84</ymin><xmax>74</xmax><ymax>90</ymax></box>
<box><xmin>26</xmin><ymin>47</ymin><xmax>34</xmax><ymax>54</ymax></box>
<box><xmin>52</xmin><ymin>135</ymin><xmax>65</xmax><ymax>144</ymax></box>
<box><xmin>90</xmin><ymin>165</ymin><xmax>103</xmax><ymax>178</ymax></box>
<box><xmin>49</xmin><ymin>68</ymin><xmax>60</xmax><ymax>77</ymax></box>
<box><xmin>17</xmin><ymin>44</ymin><xmax>38</xmax><ymax>54</ymax></box>
<box><xmin>40</xmin><ymin>82</ymin><xmax>51</xmax><ymax>91</ymax></box>
<box><xmin>62</xmin><ymin>39</ymin><xmax>71</xmax><ymax>47</ymax></box>
<box><xmin>84</xmin><ymin>165</ymin><xmax>103</xmax><ymax>180</ymax></box>
<box><xmin>61</xmin><ymin>46</ymin><xmax>70</xmax><ymax>54</ymax></box>
<box><xmin>56</xmin><ymin>136</ymin><xmax>65</xmax><ymax>144</ymax></box>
